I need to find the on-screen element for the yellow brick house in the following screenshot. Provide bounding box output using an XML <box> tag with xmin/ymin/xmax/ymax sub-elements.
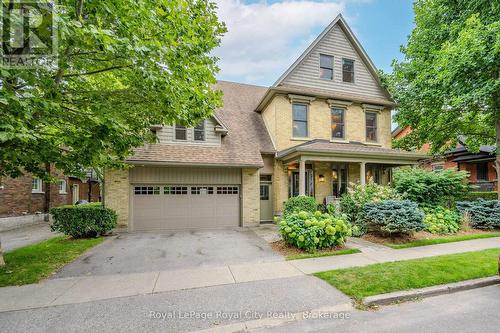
<box><xmin>105</xmin><ymin>14</ymin><xmax>422</xmax><ymax>231</ymax></box>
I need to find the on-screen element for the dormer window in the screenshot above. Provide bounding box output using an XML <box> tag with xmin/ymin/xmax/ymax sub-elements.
<box><xmin>175</xmin><ymin>125</ymin><xmax>187</xmax><ymax>140</ymax></box>
<box><xmin>194</xmin><ymin>121</ymin><xmax>205</xmax><ymax>141</ymax></box>
<box><xmin>342</xmin><ymin>58</ymin><xmax>354</xmax><ymax>83</ymax></box>
<box><xmin>319</xmin><ymin>54</ymin><xmax>333</xmax><ymax>80</ymax></box>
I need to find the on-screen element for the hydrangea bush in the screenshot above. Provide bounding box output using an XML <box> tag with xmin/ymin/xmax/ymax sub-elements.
<box><xmin>423</xmin><ymin>206</ymin><xmax>461</xmax><ymax>234</ymax></box>
<box><xmin>279</xmin><ymin>210</ymin><xmax>352</xmax><ymax>253</ymax></box>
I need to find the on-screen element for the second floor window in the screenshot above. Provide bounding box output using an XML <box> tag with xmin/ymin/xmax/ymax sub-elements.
<box><xmin>342</xmin><ymin>58</ymin><xmax>354</xmax><ymax>83</ymax></box>
<box><xmin>319</xmin><ymin>54</ymin><xmax>333</xmax><ymax>80</ymax></box>
<box><xmin>194</xmin><ymin>121</ymin><xmax>205</xmax><ymax>141</ymax></box>
<box><xmin>331</xmin><ymin>108</ymin><xmax>345</xmax><ymax>139</ymax></box>
<box><xmin>292</xmin><ymin>103</ymin><xmax>308</xmax><ymax>138</ymax></box>
<box><xmin>365</xmin><ymin>112</ymin><xmax>377</xmax><ymax>142</ymax></box>
<box><xmin>175</xmin><ymin>125</ymin><xmax>187</xmax><ymax>140</ymax></box>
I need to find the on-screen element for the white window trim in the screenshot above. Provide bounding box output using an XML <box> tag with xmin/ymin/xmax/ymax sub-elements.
<box><xmin>32</xmin><ymin>178</ymin><xmax>43</xmax><ymax>193</ymax></box>
<box><xmin>58</xmin><ymin>179</ymin><xmax>68</xmax><ymax>194</ymax></box>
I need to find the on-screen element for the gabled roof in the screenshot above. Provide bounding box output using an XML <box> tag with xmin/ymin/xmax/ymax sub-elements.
<box><xmin>272</xmin><ymin>14</ymin><xmax>392</xmax><ymax>101</ymax></box>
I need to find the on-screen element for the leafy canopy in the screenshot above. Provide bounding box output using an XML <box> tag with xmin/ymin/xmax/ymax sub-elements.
<box><xmin>0</xmin><ymin>0</ymin><xmax>226</xmax><ymax>178</ymax></box>
<box><xmin>389</xmin><ymin>0</ymin><xmax>500</xmax><ymax>153</ymax></box>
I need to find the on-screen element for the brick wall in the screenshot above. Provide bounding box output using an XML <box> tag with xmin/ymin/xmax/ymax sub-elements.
<box><xmin>0</xmin><ymin>169</ymin><xmax>83</xmax><ymax>217</ymax></box>
<box><xmin>273</xmin><ymin>160</ymin><xmax>288</xmax><ymax>214</ymax></box>
<box><xmin>262</xmin><ymin>95</ymin><xmax>393</xmax><ymax>151</ymax></box>
<box><xmin>314</xmin><ymin>162</ymin><xmax>332</xmax><ymax>204</ymax></box>
<box><xmin>104</xmin><ymin>169</ymin><xmax>130</xmax><ymax>227</ymax></box>
<box><xmin>241</xmin><ymin>168</ymin><xmax>260</xmax><ymax>227</ymax></box>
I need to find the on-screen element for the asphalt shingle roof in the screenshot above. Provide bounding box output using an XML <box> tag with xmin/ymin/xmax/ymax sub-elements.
<box><xmin>277</xmin><ymin>139</ymin><xmax>424</xmax><ymax>159</ymax></box>
<box><xmin>128</xmin><ymin>81</ymin><xmax>275</xmax><ymax>167</ymax></box>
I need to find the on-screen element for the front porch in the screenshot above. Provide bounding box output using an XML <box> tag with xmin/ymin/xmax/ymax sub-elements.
<box><xmin>273</xmin><ymin>140</ymin><xmax>424</xmax><ymax>212</ymax></box>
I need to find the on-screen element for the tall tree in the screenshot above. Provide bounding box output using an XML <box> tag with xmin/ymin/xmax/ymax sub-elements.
<box><xmin>0</xmin><ymin>0</ymin><xmax>226</xmax><ymax>179</ymax></box>
<box><xmin>390</xmin><ymin>0</ymin><xmax>500</xmax><ymax>197</ymax></box>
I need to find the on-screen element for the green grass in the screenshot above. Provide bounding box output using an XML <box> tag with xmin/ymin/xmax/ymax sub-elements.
<box><xmin>0</xmin><ymin>236</ymin><xmax>104</xmax><ymax>287</ymax></box>
<box><xmin>314</xmin><ymin>247</ymin><xmax>500</xmax><ymax>299</ymax></box>
<box><xmin>287</xmin><ymin>248</ymin><xmax>361</xmax><ymax>261</ymax></box>
<box><xmin>386</xmin><ymin>232</ymin><xmax>500</xmax><ymax>249</ymax></box>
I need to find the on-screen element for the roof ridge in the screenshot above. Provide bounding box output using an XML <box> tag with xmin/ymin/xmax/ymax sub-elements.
<box><xmin>217</xmin><ymin>80</ymin><xmax>268</xmax><ymax>89</ymax></box>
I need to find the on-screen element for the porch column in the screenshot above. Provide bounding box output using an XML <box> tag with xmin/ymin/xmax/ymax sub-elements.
<box><xmin>360</xmin><ymin>162</ymin><xmax>366</xmax><ymax>186</ymax></box>
<box><xmin>299</xmin><ymin>159</ymin><xmax>306</xmax><ymax>196</ymax></box>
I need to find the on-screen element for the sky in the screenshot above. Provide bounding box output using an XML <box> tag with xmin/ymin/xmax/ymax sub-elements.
<box><xmin>213</xmin><ymin>0</ymin><xmax>415</xmax><ymax>86</ymax></box>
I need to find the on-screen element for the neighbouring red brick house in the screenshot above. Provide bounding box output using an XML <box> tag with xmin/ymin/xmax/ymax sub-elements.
<box><xmin>0</xmin><ymin>167</ymin><xmax>101</xmax><ymax>218</ymax></box>
<box><xmin>392</xmin><ymin>127</ymin><xmax>498</xmax><ymax>191</ymax></box>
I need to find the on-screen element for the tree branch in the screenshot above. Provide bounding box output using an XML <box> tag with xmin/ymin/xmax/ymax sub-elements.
<box><xmin>61</xmin><ymin>65</ymin><xmax>131</xmax><ymax>78</ymax></box>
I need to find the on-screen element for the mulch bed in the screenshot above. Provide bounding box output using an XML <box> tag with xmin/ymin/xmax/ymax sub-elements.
<box><xmin>270</xmin><ymin>240</ymin><xmax>347</xmax><ymax>257</ymax></box>
<box><xmin>362</xmin><ymin>229</ymin><xmax>500</xmax><ymax>245</ymax></box>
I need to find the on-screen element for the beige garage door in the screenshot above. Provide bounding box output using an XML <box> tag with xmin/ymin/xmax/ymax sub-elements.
<box><xmin>132</xmin><ymin>185</ymin><xmax>240</xmax><ymax>231</ymax></box>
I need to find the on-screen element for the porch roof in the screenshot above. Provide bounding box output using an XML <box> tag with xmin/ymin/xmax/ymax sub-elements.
<box><xmin>276</xmin><ymin>139</ymin><xmax>425</xmax><ymax>164</ymax></box>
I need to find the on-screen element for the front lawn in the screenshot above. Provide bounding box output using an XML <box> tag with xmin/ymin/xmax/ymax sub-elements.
<box><xmin>314</xmin><ymin>247</ymin><xmax>500</xmax><ymax>299</ymax></box>
<box><xmin>386</xmin><ymin>232</ymin><xmax>500</xmax><ymax>249</ymax></box>
<box><xmin>0</xmin><ymin>236</ymin><xmax>104</xmax><ymax>287</ymax></box>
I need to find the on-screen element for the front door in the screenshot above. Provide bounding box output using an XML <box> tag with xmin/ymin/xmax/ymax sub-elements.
<box><xmin>260</xmin><ymin>177</ymin><xmax>273</xmax><ymax>222</ymax></box>
<box><xmin>332</xmin><ymin>164</ymin><xmax>348</xmax><ymax>197</ymax></box>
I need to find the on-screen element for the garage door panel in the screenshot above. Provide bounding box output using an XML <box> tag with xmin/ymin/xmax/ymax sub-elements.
<box><xmin>132</xmin><ymin>184</ymin><xmax>240</xmax><ymax>231</ymax></box>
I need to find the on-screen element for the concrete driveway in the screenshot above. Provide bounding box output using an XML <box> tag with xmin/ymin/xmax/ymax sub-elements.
<box><xmin>55</xmin><ymin>228</ymin><xmax>283</xmax><ymax>278</ymax></box>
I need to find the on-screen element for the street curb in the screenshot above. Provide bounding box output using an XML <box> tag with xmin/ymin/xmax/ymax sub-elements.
<box><xmin>364</xmin><ymin>276</ymin><xmax>500</xmax><ymax>306</ymax></box>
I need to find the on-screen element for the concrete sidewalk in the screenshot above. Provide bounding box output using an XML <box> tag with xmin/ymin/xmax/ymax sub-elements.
<box><xmin>290</xmin><ymin>236</ymin><xmax>500</xmax><ymax>274</ymax></box>
<box><xmin>0</xmin><ymin>261</ymin><xmax>303</xmax><ymax>312</ymax></box>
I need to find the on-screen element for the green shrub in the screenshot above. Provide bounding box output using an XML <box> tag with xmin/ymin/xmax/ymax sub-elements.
<box><xmin>363</xmin><ymin>200</ymin><xmax>425</xmax><ymax>235</ymax></box>
<box><xmin>283</xmin><ymin>196</ymin><xmax>318</xmax><ymax>218</ymax></box>
<box><xmin>463</xmin><ymin>191</ymin><xmax>498</xmax><ymax>201</ymax></box>
<box><xmin>340</xmin><ymin>181</ymin><xmax>402</xmax><ymax>235</ymax></box>
<box><xmin>423</xmin><ymin>206</ymin><xmax>461</xmax><ymax>234</ymax></box>
<box><xmin>50</xmin><ymin>204</ymin><xmax>117</xmax><ymax>238</ymax></box>
<box><xmin>279</xmin><ymin>210</ymin><xmax>352</xmax><ymax>253</ymax></box>
<box><xmin>392</xmin><ymin>168</ymin><xmax>470</xmax><ymax>207</ymax></box>
<box><xmin>456</xmin><ymin>200</ymin><xmax>500</xmax><ymax>229</ymax></box>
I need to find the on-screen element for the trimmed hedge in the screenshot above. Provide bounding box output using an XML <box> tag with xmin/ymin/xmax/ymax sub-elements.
<box><xmin>456</xmin><ymin>200</ymin><xmax>500</xmax><ymax>229</ymax></box>
<box><xmin>364</xmin><ymin>200</ymin><xmax>425</xmax><ymax>235</ymax></box>
<box><xmin>464</xmin><ymin>191</ymin><xmax>498</xmax><ymax>201</ymax></box>
<box><xmin>283</xmin><ymin>196</ymin><xmax>317</xmax><ymax>218</ymax></box>
<box><xmin>50</xmin><ymin>203</ymin><xmax>117</xmax><ymax>238</ymax></box>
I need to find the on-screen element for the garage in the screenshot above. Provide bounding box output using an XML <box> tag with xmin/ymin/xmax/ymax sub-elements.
<box><xmin>130</xmin><ymin>167</ymin><xmax>241</xmax><ymax>231</ymax></box>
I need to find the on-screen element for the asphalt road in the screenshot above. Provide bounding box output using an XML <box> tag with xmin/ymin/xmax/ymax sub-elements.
<box><xmin>257</xmin><ymin>284</ymin><xmax>500</xmax><ymax>333</ymax></box>
<box><xmin>0</xmin><ymin>275</ymin><xmax>349</xmax><ymax>333</ymax></box>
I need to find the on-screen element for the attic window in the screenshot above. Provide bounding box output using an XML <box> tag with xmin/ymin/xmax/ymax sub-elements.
<box><xmin>319</xmin><ymin>54</ymin><xmax>333</xmax><ymax>80</ymax></box>
<box><xmin>175</xmin><ymin>125</ymin><xmax>187</xmax><ymax>140</ymax></box>
<box><xmin>342</xmin><ymin>58</ymin><xmax>354</xmax><ymax>83</ymax></box>
<box><xmin>194</xmin><ymin>121</ymin><xmax>205</xmax><ymax>141</ymax></box>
